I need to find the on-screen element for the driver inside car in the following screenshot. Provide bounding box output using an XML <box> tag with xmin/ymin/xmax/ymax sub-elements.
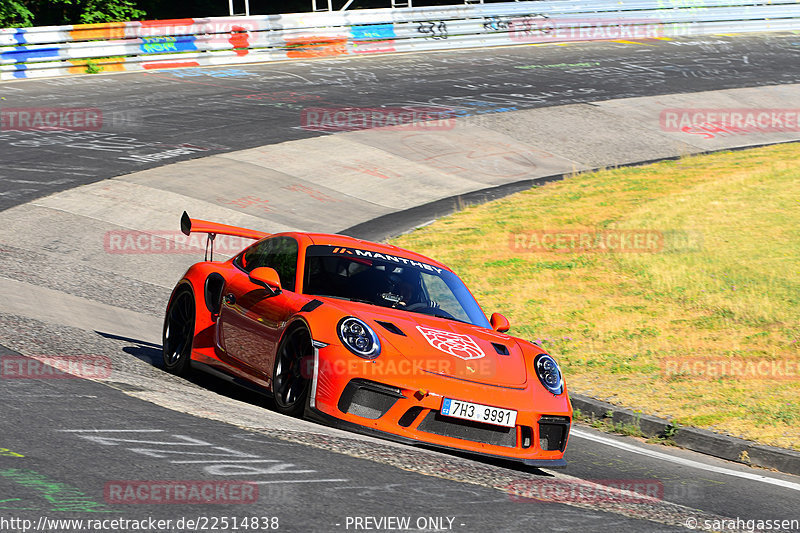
<box><xmin>382</xmin><ymin>268</ymin><xmax>437</xmax><ymax>311</ymax></box>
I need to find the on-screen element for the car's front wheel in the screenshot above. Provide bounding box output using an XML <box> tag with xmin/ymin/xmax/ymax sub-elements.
<box><xmin>272</xmin><ymin>326</ymin><xmax>313</xmax><ymax>417</ymax></box>
<box><xmin>162</xmin><ymin>287</ymin><xmax>195</xmax><ymax>375</ymax></box>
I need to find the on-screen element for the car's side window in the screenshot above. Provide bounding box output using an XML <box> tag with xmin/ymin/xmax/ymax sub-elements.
<box><xmin>239</xmin><ymin>237</ymin><xmax>299</xmax><ymax>292</ymax></box>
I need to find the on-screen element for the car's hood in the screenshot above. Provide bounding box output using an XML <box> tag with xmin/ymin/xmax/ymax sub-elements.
<box><xmin>321</xmin><ymin>300</ymin><xmax>529</xmax><ymax>387</ymax></box>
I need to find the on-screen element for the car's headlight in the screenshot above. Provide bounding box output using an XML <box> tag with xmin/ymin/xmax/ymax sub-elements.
<box><xmin>338</xmin><ymin>317</ymin><xmax>381</xmax><ymax>359</ymax></box>
<box><xmin>534</xmin><ymin>353</ymin><xmax>563</xmax><ymax>395</ymax></box>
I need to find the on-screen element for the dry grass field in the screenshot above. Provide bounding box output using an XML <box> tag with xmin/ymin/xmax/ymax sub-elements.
<box><xmin>392</xmin><ymin>143</ymin><xmax>800</xmax><ymax>450</ymax></box>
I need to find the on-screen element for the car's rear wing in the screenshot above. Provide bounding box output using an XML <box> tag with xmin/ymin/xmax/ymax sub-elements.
<box><xmin>181</xmin><ymin>211</ymin><xmax>268</xmax><ymax>240</ymax></box>
<box><xmin>180</xmin><ymin>211</ymin><xmax>268</xmax><ymax>260</ymax></box>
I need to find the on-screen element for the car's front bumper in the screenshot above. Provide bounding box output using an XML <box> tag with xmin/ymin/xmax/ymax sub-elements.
<box><xmin>308</xmin><ymin>345</ymin><xmax>572</xmax><ymax>466</ymax></box>
<box><xmin>305</xmin><ymin>403</ymin><xmax>568</xmax><ymax>469</ymax></box>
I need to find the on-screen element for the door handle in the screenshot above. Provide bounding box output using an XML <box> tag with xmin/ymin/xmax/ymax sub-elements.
<box><xmin>223</xmin><ymin>293</ymin><xmax>236</xmax><ymax>305</ymax></box>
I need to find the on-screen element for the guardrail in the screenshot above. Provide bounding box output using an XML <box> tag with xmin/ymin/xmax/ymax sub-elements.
<box><xmin>2</xmin><ymin>0</ymin><xmax>800</xmax><ymax>80</ymax></box>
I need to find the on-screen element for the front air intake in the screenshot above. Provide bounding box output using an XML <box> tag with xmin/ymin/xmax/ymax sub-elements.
<box><xmin>337</xmin><ymin>379</ymin><xmax>404</xmax><ymax>420</ymax></box>
<box><xmin>538</xmin><ymin>415</ymin><xmax>570</xmax><ymax>451</ymax></box>
<box><xmin>417</xmin><ymin>411</ymin><xmax>517</xmax><ymax>447</ymax></box>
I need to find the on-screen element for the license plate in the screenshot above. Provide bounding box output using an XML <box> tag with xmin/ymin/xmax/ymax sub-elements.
<box><xmin>440</xmin><ymin>398</ymin><xmax>517</xmax><ymax>428</ymax></box>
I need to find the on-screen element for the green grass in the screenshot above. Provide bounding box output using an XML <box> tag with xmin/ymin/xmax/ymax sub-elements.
<box><xmin>392</xmin><ymin>143</ymin><xmax>800</xmax><ymax>450</ymax></box>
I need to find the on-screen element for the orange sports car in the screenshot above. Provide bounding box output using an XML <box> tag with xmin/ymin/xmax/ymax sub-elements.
<box><xmin>163</xmin><ymin>212</ymin><xmax>572</xmax><ymax>467</ymax></box>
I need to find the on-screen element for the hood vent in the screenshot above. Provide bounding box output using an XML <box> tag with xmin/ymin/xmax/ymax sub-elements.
<box><xmin>492</xmin><ymin>342</ymin><xmax>510</xmax><ymax>355</ymax></box>
<box><xmin>300</xmin><ymin>299</ymin><xmax>323</xmax><ymax>313</ymax></box>
<box><xmin>376</xmin><ymin>321</ymin><xmax>406</xmax><ymax>336</ymax></box>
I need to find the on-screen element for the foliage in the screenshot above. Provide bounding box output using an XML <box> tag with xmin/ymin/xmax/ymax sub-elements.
<box><xmin>1</xmin><ymin>0</ymin><xmax>146</xmax><ymax>28</ymax></box>
<box><xmin>0</xmin><ymin>1</ymin><xmax>34</xmax><ymax>28</ymax></box>
<box><xmin>76</xmin><ymin>0</ymin><xmax>147</xmax><ymax>24</ymax></box>
<box><xmin>84</xmin><ymin>59</ymin><xmax>103</xmax><ymax>74</ymax></box>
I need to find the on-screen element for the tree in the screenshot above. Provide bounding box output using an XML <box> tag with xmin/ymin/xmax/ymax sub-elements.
<box><xmin>76</xmin><ymin>0</ymin><xmax>147</xmax><ymax>24</ymax></box>
<box><xmin>1</xmin><ymin>0</ymin><xmax>147</xmax><ymax>28</ymax></box>
<box><xmin>0</xmin><ymin>1</ymin><xmax>35</xmax><ymax>28</ymax></box>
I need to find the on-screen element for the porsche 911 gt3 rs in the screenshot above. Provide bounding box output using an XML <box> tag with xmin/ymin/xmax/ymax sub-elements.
<box><xmin>163</xmin><ymin>212</ymin><xmax>572</xmax><ymax>467</ymax></box>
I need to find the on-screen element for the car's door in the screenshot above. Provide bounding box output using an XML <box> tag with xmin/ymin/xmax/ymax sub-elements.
<box><xmin>217</xmin><ymin>236</ymin><xmax>300</xmax><ymax>381</ymax></box>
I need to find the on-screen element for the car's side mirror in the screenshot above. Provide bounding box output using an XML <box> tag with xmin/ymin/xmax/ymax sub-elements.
<box><xmin>490</xmin><ymin>313</ymin><xmax>510</xmax><ymax>333</ymax></box>
<box><xmin>249</xmin><ymin>267</ymin><xmax>282</xmax><ymax>295</ymax></box>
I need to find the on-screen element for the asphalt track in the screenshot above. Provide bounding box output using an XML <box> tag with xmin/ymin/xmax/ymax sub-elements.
<box><xmin>2</xmin><ymin>32</ymin><xmax>800</xmax><ymax>210</ymax></box>
<box><xmin>1</xmin><ymin>33</ymin><xmax>799</xmax><ymax>532</ymax></box>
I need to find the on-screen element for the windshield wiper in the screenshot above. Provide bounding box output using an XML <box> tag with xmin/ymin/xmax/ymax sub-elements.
<box><xmin>317</xmin><ymin>295</ymin><xmax>375</xmax><ymax>305</ymax></box>
<box><xmin>348</xmin><ymin>297</ymin><xmax>376</xmax><ymax>304</ymax></box>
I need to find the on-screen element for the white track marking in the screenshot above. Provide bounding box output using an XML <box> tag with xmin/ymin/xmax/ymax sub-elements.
<box><xmin>59</xmin><ymin>429</ymin><xmax>165</xmax><ymax>432</ymax></box>
<box><xmin>171</xmin><ymin>459</ymin><xmax>281</xmax><ymax>464</ymax></box>
<box><xmin>570</xmin><ymin>428</ymin><xmax>800</xmax><ymax>492</ymax></box>
<box><xmin>251</xmin><ymin>479</ymin><xmax>348</xmax><ymax>484</ymax></box>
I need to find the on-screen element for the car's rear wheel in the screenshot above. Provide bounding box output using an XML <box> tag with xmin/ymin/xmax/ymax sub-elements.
<box><xmin>273</xmin><ymin>326</ymin><xmax>312</xmax><ymax>417</ymax></box>
<box><xmin>163</xmin><ymin>288</ymin><xmax>195</xmax><ymax>375</ymax></box>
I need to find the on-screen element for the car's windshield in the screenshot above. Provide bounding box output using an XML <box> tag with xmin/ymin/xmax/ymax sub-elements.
<box><xmin>303</xmin><ymin>245</ymin><xmax>491</xmax><ymax>328</ymax></box>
